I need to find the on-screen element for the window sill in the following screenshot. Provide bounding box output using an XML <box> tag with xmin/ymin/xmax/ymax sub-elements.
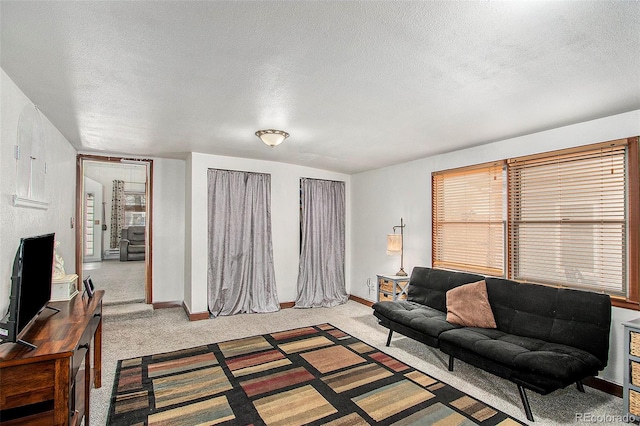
<box><xmin>612</xmin><ymin>298</ymin><xmax>639</xmax><ymax>311</ymax></box>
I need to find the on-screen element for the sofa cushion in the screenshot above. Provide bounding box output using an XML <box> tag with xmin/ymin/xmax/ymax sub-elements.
<box><xmin>372</xmin><ymin>300</ymin><xmax>460</xmax><ymax>339</ymax></box>
<box><xmin>128</xmin><ymin>244</ymin><xmax>145</xmax><ymax>254</ymax></box>
<box><xmin>446</xmin><ymin>280</ymin><xmax>496</xmax><ymax>328</ymax></box>
<box><xmin>485</xmin><ymin>277</ymin><xmax>611</xmax><ymax>366</ymax></box>
<box><xmin>407</xmin><ymin>267</ymin><xmax>485</xmax><ymax>312</ymax></box>
<box><xmin>439</xmin><ymin>327</ymin><xmax>603</xmax><ymax>382</ymax></box>
<box><xmin>122</xmin><ymin>226</ymin><xmax>145</xmax><ymax>243</ymax></box>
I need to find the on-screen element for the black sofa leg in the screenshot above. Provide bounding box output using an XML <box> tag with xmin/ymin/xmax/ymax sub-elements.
<box><xmin>448</xmin><ymin>355</ymin><xmax>454</xmax><ymax>371</ymax></box>
<box><xmin>576</xmin><ymin>380</ymin><xmax>585</xmax><ymax>393</ymax></box>
<box><xmin>517</xmin><ymin>385</ymin><xmax>534</xmax><ymax>422</ymax></box>
<box><xmin>385</xmin><ymin>330</ymin><xmax>393</xmax><ymax>347</ymax></box>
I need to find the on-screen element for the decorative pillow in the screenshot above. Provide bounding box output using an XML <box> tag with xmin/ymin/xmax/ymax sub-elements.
<box><xmin>446</xmin><ymin>280</ymin><xmax>497</xmax><ymax>328</ymax></box>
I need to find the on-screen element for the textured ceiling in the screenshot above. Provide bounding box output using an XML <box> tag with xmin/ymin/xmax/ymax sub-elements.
<box><xmin>1</xmin><ymin>1</ymin><xmax>639</xmax><ymax>174</ymax></box>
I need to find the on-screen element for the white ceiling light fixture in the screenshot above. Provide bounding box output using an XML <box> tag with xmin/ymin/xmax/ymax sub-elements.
<box><xmin>256</xmin><ymin>129</ymin><xmax>289</xmax><ymax>147</ymax></box>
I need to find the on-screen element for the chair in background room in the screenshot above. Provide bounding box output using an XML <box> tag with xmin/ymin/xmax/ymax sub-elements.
<box><xmin>120</xmin><ymin>226</ymin><xmax>145</xmax><ymax>261</ymax></box>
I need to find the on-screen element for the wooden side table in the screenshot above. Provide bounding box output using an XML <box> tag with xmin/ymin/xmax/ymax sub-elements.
<box><xmin>0</xmin><ymin>291</ymin><xmax>104</xmax><ymax>425</ymax></box>
<box><xmin>376</xmin><ymin>274</ymin><xmax>409</xmax><ymax>302</ymax></box>
<box><xmin>623</xmin><ymin>318</ymin><xmax>640</xmax><ymax>421</ymax></box>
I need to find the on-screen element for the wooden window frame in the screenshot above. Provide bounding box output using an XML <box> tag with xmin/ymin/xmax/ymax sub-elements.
<box><xmin>432</xmin><ymin>161</ymin><xmax>506</xmax><ymax>277</ymax></box>
<box><xmin>622</xmin><ymin>136</ymin><xmax>639</xmax><ymax>309</ymax></box>
<box><xmin>431</xmin><ymin>137</ymin><xmax>639</xmax><ymax>310</ymax></box>
<box><xmin>507</xmin><ymin>139</ymin><xmax>630</xmax><ymax>303</ymax></box>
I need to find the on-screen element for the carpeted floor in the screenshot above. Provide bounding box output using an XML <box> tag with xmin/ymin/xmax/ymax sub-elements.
<box><xmin>108</xmin><ymin>324</ymin><xmax>522</xmax><ymax>425</ymax></box>
<box><xmin>89</xmin><ymin>301</ymin><xmax>625</xmax><ymax>426</ymax></box>
<box><xmin>83</xmin><ymin>259</ymin><xmax>145</xmax><ymax>305</ymax></box>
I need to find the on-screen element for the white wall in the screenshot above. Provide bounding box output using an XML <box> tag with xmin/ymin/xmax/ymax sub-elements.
<box><xmin>184</xmin><ymin>152</ymin><xmax>351</xmax><ymax>315</ymax></box>
<box><xmin>0</xmin><ymin>69</ymin><xmax>77</xmax><ymax>316</ymax></box>
<box><xmin>351</xmin><ymin>109</ymin><xmax>640</xmax><ymax>386</ymax></box>
<box><xmin>152</xmin><ymin>158</ymin><xmax>185</xmax><ymax>303</ymax></box>
<box><xmin>184</xmin><ymin>156</ymin><xmax>193</xmax><ymax>308</ymax></box>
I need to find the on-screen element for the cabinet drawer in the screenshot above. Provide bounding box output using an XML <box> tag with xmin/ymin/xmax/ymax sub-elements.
<box><xmin>379</xmin><ymin>279</ymin><xmax>408</xmax><ymax>294</ymax></box>
<box><xmin>630</xmin><ymin>389</ymin><xmax>640</xmax><ymax>416</ymax></box>
<box><xmin>0</xmin><ymin>361</ymin><xmax>55</xmax><ymax>410</ymax></box>
<box><xmin>379</xmin><ymin>291</ymin><xmax>395</xmax><ymax>302</ymax></box>
<box><xmin>631</xmin><ymin>331</ymin><xmax>640</xmax><ymax>357</ymax></box>
<box><xmin>379</xmin><ymin>280</ymin><xmax>394</xmax><ymax>293</ymax></box>
<box><xmin>632</xmin><ymin>361</ymin><xmax>640</xmax><ymax>387</ymax></box>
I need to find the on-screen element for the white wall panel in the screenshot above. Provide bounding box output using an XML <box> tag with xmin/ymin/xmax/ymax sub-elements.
<box><xmin>0</xmin><ymin>69</ymin><xmax>77</xmax><ymax>316</ymax></box>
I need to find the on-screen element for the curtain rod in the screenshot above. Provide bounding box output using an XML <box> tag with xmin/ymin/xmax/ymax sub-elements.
<box><xmin>300</xmin><ymin>177</ymin><xmax>346</xmax><ymax>184</ymax></box>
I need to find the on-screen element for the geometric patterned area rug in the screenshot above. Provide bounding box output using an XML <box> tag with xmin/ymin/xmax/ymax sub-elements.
<box><xmin>108</xmin><ymin>323</ymin><xmax>523</xmax><ymax>425</ymax></box>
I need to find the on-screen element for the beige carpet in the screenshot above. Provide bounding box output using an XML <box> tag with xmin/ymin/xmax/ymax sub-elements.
<box><xmin>83</xmin><ymin>259</ymin><xmax>145</xmax><ymax>305</ymax></box>
<box><xmin>88</xmin><ymin>300</ymin><xmax>624</xmax><ymax>425</ymax></box>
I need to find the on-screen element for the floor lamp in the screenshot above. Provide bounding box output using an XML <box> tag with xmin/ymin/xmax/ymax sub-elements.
<box><xmin>387</xmin><ymin>218</ymin><xmax>407</xmax><ymax>276</ymax></box>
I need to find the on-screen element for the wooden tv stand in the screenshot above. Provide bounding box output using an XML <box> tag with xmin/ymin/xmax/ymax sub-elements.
<box><xmin>0</xmin><ymin>290</ymin><xmax>104</xmax><ymax>425</ymax></box>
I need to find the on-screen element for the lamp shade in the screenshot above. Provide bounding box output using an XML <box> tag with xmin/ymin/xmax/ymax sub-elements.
<box><xmin>256</xmin><ymin>129</ymin><xmax>289</xmax><ymax>147</ymax></box>
<box><xmin>387</xmin><ymin>234</ymin><xmax>402</xmax><ymax>255</ymax></box>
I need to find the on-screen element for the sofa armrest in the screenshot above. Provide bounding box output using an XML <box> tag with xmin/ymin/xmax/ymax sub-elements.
<box><xmin>120</xmin><ymin>238</ymin><xmax>129</xmax><ymax>261</ymax></box>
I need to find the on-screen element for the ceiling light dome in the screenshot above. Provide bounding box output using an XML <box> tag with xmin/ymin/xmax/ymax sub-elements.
<box><xmin>256</xmin><ymin>129</ymin><xmax>289</xmax><ymax>147</ymax></box>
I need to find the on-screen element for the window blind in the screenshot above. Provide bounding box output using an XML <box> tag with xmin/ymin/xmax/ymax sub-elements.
<box><xmin>432</xmin><ymin>162</ymin><xmax>505</xmax><ymax>276</ymax></box>
<box><xmin>508</xmin><ymin>141</ymin><xmax>627</xmax><ymax>295</ymax></box>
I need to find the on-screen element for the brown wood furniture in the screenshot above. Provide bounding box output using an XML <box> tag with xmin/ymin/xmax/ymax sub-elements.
<box><xmin>0</xmin><ymin>290</ymin><xmax>103</xmax><ymax>425</ymax></box>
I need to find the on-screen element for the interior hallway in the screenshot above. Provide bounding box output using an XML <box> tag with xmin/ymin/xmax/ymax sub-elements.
<box><xmin>82</xmin><ymin>259</ymin><xmax>145</xmax><ymax>305</ymax></box>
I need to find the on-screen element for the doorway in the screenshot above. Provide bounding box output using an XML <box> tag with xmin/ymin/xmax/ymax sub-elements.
<box><xmin>75</xmin><ymin>155</ymin><xmax>153</xmax><ymax>305</ymax></box>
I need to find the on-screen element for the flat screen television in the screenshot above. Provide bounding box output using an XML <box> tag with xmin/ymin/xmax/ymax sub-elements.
<box><xmin>0</xmin><ymin>233</ymin><xmax>57</xmax><ymax>349</ymax></box>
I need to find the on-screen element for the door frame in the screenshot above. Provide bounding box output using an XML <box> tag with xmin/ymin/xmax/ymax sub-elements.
<box><xmin>75</xmin><ymin>154</ymin><xmax>154</xmax><ymax>304</ymax></box>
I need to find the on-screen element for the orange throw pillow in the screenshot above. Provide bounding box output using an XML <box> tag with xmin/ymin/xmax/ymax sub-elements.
<box><xmin>446</xmin><ymin>280</ymin><xmax>497</xmax><ymax>328</ymax></box>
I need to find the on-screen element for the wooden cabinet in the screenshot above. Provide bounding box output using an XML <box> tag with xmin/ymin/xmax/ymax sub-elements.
<box><xmin>623</xmin><ymin>318</ymin><xmax>640</xmax><ymax>421</ymax></box>
<box><xmin>0</xmin><ymin>291</ymin><xmax>103</xmax><ymax>425</ymax></box>
<box><xmin>376</xmin><ymin>275</ymin><xmax>409</xmax><ymax>302</ymax></box>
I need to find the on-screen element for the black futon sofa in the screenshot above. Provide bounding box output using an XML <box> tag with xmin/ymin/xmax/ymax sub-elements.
<box><xmin>372</xmin><ymin>267</ymin><xmax>612</xmax><ymax>422</ymax></box>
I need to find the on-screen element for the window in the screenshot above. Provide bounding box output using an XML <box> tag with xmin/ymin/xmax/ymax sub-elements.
<box><xmin>432</xmin><ymin>162</ymin><xmax>505</xmax><ymax>276</ymax></box>
<box><xmin>84</xmin><ymin>192</ymin><xmax>95</xmax><ymax>256</ymax></box>
<box><xmin>508</xmin><ymin>142</ymin><xmax>627</xmax><ymax>296</ymax></box>
<box><xmin>432</xmin><ymin>137</ymin><xmax>639</xmax><ymax>309</ymax></box>
<box><xmin>124</xmin><ymin>192</ymin><xmax>146</xmax><ymax>226</ymax></box>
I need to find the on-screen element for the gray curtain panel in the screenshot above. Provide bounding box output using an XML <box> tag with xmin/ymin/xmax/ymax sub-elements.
<box><xmin>207</xmin><ymin>169</ymin><xmax>280</xmax><ymax>317</ymax></box>
<box><xmin>295</xmin><ymin>178</ymin><xmax>347</xmax><ymax>308</ymax></box>
<box><xmin>110</xmin><ymin>180</ymin><xmax>125</xmax><ymax>249</ymax></box>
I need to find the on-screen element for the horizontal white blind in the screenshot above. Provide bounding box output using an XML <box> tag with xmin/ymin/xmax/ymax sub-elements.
<box><xmin>508</xmin><ymin>143</ymin><xmax>627</xmax><ymax>295</ymax></box>
<box><xmin>433</xmin><ymin>163</ymin><xmax>504</xmax><ymax>276</ymax></box>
